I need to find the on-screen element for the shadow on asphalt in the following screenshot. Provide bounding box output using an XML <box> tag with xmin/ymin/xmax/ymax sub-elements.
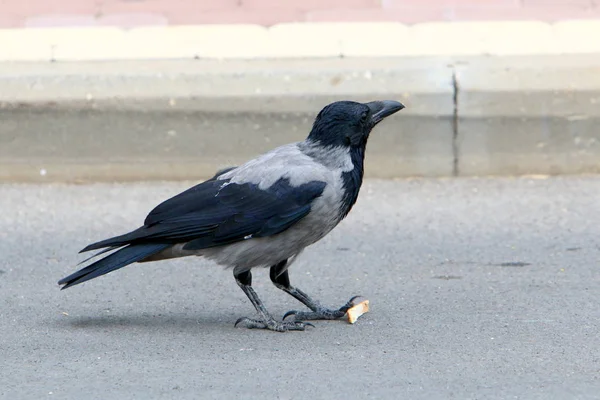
<box><xmin>54</xmin><ymin>313</ymin><xmax>234</xmax><ymax>332</ymax></box>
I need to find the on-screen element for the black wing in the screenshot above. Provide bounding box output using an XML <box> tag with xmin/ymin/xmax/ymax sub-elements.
<box><xmin>81</xmin><ymin>177</ymin><xmax>326</xmax><ymax>252</ymax></box>
<box><xmin>142</xmin><ymin>165</ymin><xmax>237</xmax><ymax>225</ymax></box>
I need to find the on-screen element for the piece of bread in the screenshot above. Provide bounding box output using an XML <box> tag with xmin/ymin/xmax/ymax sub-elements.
<box><xmin>347</xmin><ymin>300</ymin><xmax>369</xmax><ymax>324</ymax></box>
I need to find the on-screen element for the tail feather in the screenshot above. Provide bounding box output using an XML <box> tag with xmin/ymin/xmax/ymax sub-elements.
<box><xmin>59</xmin><ymin>243</ymin><xmax>170</xmax><ymax>289</ymax></box>
<box><xmin>79</xmin><ymin>230</ymin><xmax>144</xmax><ymax>253</ymax></box>
<box><xmin>76</xmin><ymin>246</ymin><xmax>120</xmax><ymax>265</ymax></box>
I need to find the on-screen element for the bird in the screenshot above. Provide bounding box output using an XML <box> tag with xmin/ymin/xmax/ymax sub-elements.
<box><xmin>58</xmin><ymin>100</ymin><xmax>405</xmax><ymax>332</ymax></box>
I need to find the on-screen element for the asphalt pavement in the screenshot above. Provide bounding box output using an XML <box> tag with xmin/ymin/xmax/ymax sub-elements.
<box><xmin>1</xmin><ymin>176</ymin><xmax>599</xmax><ymax>399</ymax></box>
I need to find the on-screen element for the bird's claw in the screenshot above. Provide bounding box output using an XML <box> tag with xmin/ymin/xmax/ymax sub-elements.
<box><xmin>282</xmin><ymin>310</ymin><xmax>299</xmax><ymax>321</ymax></box>
<box><xmin>234</xmin><ymin>316</ymin><xmax>314</xmax><ymax>332</ymax></box>
<box><xmin>340</xmin><ymin>295</ymin><xmax>364</xmax><ymax>313</ymax></box>
<box><xmin>283</xmin><ymin>295</ymin><xmax>364</xmax><ymax>321</ymax></box>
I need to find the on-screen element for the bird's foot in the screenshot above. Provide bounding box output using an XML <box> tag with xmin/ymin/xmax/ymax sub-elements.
<box><xmin>234</xmin><ymin>316</ymin><xmax>314</xmax><ymax>332</ymax></box>
<box><xmin>283</xmin><ymin>295</ymin><xmax>363</xmax><ymax>321</ymax></box>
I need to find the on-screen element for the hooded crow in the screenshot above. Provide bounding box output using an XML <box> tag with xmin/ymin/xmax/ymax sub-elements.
<box><xmin>59</xmin><ymin>100</ymin><xmax>404</xmax><ymax>332</ymax></box>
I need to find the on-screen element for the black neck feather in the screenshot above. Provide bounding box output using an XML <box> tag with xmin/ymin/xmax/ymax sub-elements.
<box><xmin>339</xmin><ymin>145</ymin><xmax>365</xmax><ymax>219</ymax></box>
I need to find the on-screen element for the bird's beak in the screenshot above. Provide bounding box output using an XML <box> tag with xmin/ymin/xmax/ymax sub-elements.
<box><xmin>367</xmin><ymin>100</ymin><xmax>405</xmax><ymax>125</ymax></box>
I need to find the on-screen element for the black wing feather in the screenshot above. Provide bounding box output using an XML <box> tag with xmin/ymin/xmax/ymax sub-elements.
<box><xmin>141</xmin><ymin>166</ymin><xmax>237</xmax><ymax>226</ymax></box>
<box><xmin>81</xmin><ymin>177</ymin><xmax>326</xmax><ymax>252</ymax></box>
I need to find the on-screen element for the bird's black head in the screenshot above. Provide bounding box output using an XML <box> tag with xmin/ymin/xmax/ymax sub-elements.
<box><xmin>307</xmin><ymin>100</ymin><xmax>405</xmax><ymax>148</ymax></box>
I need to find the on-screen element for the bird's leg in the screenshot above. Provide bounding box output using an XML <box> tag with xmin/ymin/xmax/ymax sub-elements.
<box><xmin>269</xmin><ymin>260</ymin><xmax>362</xmax><ymax>321</ymax></box>
<box><xmin>233</xmin><ymin>268</ymin><xmax>313</xmax><ymax>332</ymax></box>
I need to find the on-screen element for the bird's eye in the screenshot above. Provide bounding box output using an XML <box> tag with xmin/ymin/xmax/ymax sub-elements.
<box><xmin>360</xmin><ymin>112</ymin><xmax>368</xmax><ymax>122</ymax></box>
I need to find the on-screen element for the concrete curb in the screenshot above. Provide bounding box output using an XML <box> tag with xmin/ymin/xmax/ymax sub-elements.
<box><xmin>0</xmin><ymin>58</ymin><xmax>455</xmax><ymax>181</ymax></box>
<box><xmin>1</xmin><ymin>20</ymin><xmax>600</xmax><ymax>61</ymax></box>
<box><xmin>0</xmin><ymin>23</ymin><xmax>599</xmax><ymax>181</ymax></box>
<box><xmin>456</xmin><ymin>55</ymin><xmax>600</xmax><ymax>176</ymax></box>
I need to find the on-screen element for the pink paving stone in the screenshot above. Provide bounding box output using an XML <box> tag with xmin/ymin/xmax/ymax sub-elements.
<box><xmin>523</xmin><ymin>0</ymin><xmax>593</xmax><ymax>6</ymax></box>
<box><xmin>0</xmin><ymin>0</ymin><xmax>98</xmax><ymax>14</ymax></box>
<box><xmin>308</xmin><ymin>4</ymin><xmax>600</xmax><ymax>23</ymax></box>
<box><xmin>241</xmin><ymin>0</ymin><xmax>380</xmax><ymax>10</ymax></box>
<box><xmin>307</xmin><ymin>7</ymin><xmax>449</xmax><ymax>23</ymax></box>
<box><xmin>99</xmin><ymin>0</ymin><xmax>239</xmax><ymax>14</ymax></box>
<box><xmin>0</xmin><ymin>13</ymin><xmax>24</xmax><ymax>28</ymax></box>
<box><xmin>2</xmin><ymin>0</ymin><xmax>599</xmax><ymax>28</ymax></box>
<box><xmin>98</xmin><ymin>13</ymin><xmax>168</xmax><ymax>27</ymax></box>
<box><xmin>24</xmin><ymin>12</ymin><xmax>168</xmax><ymax>28</ymax></box>
<box><xmin>24</xmin><ymin>14</ymin><xmax>97</xmax><ymax>28</ymax></box>
<box><xmin>383</xmin><ymin>0</ymin><xmax>520</xmax><ymax>6</ymax></box>
<box><xmin>168</xmin><ymin>8</ymin><xmax>306</xmax><ymax>26</ymax></box>
<box><xmin>454</xmin><ymin>5</ymin><xmax>600</xmax><ymax>20</ymax></box>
